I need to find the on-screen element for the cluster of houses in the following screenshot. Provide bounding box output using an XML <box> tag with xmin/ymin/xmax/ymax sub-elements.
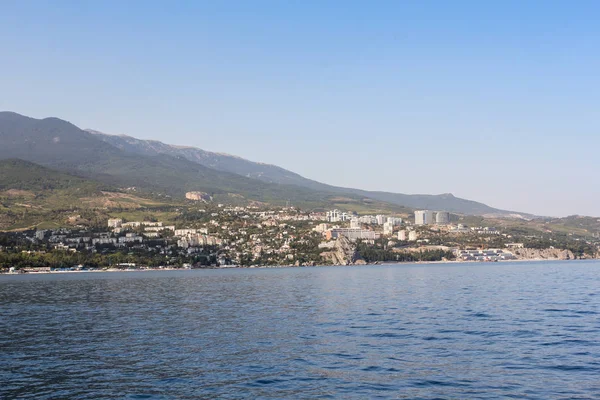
<box><xmin>455</xmin><ymin>249</ymin><xmax>517</xmax><ymax>261</ymax></box>
<box><xmin>7</xmin><ymin>203</ymin><xmax>565</xmax><ymax>268</ymax></box>
<box><xmin>317</xmin><ymin>210</ymin><xmax>414</xmax><ymax>243</ymax></box>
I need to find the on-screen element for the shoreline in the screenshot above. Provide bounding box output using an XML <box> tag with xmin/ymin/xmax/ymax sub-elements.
<box><xmin>1</xmin><ymin>257</ymin><xmax>592</xmax><ymax>275</ymax></box>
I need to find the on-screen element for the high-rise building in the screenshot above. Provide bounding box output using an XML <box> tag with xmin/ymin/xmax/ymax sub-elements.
<box><xmin>398</xmin><ymin>230</ymin><xmax>406</xmax><ymax>241</ymax></box>
<box><xmin>326</xmin><ymin>209</ymin><xmax>340</xmax><ymax>222</ymax></box>
<box><xmin>435</xmin><ymin>211</ymin><xmax>450</xmax><ymax>225</ymax></box>
<box><xmin>340</xmin><ymin>212</ymin><xmax>351</xmax><ymax>221</ymax></box>
<box><xmin>408</xmin><ymin>231</ymin><xmax>418</xmax><ymax>241</ymax></box>
<box><xmin>376</xmin><ymin>215</ymin><xmax>387</xmax><ymax>225</ymax></box>
<box><xmin>414</xmin><ymin>210</ymin><xmax>435</xmax><ymax>225</ymax></box>
<box><xmin>414</xmin><ymin>210</ymin><xmax>426</xmax><ymax>225</ymax></box>
<box><xmin>387</xmin><ymin>217</ymin><xmax>403</xmax><ymax>226</ymax></box>
<box><xmin>383</xmin><ymin>222</ymin><xmax>394</xmax><ymax>235</ymax></box>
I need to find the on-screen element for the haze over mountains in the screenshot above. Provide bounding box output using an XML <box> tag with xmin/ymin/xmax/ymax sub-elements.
<box><xmin>1</xmin><ymin>111</ymin><xmax>526</xmax><ymax>216</ymax></box>
<box><xmin>87</xmin><ymin>127</ymin><xmax>527</xmax><ymax>217</ymax></box>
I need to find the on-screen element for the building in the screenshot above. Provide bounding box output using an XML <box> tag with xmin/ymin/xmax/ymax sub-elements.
<box><xmin>326</xmin><ymin>209</ymin><xmax>340</xmax><ymax>222</ymax></box>
<box><xmin>327</xmin><ymin>228</ymin><xmax>379</xmax><ymax>242</ymax></box>
<box><xmin>340</xmin><ymin>212</ymin><xmax>353</xmax><ymax>221</ymax></box>
<box><xmin>415</xmin><ymin>210</ymin><xmax>435</xmax><ymax>225</ymax></box>
<box><xmin>141</xmin><ymin>221</ymin><xmax>163</xmax><ymax>227</ymax></box>
<box><xmin>414</xmin><ymin>210</ymin><xmax>425</xmax><ymax>225</ymax></box>
<box><xmin>450</xmin><ymin>224</ymin><xmax>470</xmax><ymax>233</ymax></box>
<box><xmin>435</xmin><ymin>211</ymin><xmax>450</xmax><ymax>225</ymax></box>
<box><xmin>118</xmin><ymin>233</ymin><xmax>143</xmax><ymax>244</ymax></box>
<box><xmin>350</xmin><ymin>218</ymin><xmax>360</xmax><ymax>229</ymax></box>
<box><xmin>92</xmin><ymin>238</ymin><xmax>118</xmax><ymax>245</ymax></box>
<box><xmin>358</xmin><ymin>215</ymin><xmax>377</xmax><ymax>224</ymax></box>
<box><xmin>174</xmin><ymin>229</ymin><xmax>198</xmax><ymax>237</ymax></box>
<box><xmin>383</xmin><ymin>222</ymin><xmax>394</xmax><ymax>235</ymax></box>
<box><xmin>408</xmin><ymin>231</ymin><xmax>418</xmax><ymax>241</ymax></box>
<box><xmin>376</xmin><ymin>215</ymin><xmax>387</xmax><ymax>225</ymax></box>
<box><xmin>398</xmin><ymin>230</ymin><xmax>407</xmax><ymax>241</ymax></box>
<box><xmin>455</xmin><ymin>249</ymin><xmax>516</xmax><ymax>261</ymax></box>
<box><xmin>314</xmin><ymin>223</ymin><xmax>329</xmax><ymax>233</ymax></box>
<box><xmin>107</xmin><ymin>218</ymin><xmax>123</xmax><ymax>228</ymax></box>
<box><xmin>387</xmin><ymin>217</ymin><xmax>403</xmax><ymax>226</ymax></box>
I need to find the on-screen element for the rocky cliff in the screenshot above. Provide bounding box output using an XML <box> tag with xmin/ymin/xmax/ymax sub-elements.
<box><xmin>321</xmin><ymin>236</ymin><xmax>366</xmax><ymax>265</ymax></box>
<box><xmin>511</xmin><ymin>248</ymin><xmax>575</xmax><ymax>260</ymax></box>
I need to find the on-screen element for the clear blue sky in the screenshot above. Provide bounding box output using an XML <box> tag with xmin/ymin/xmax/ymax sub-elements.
<box><xmin>1</xmin><ymin>1</ymin><xmax>599</xmax><ymax>217</ymax></box>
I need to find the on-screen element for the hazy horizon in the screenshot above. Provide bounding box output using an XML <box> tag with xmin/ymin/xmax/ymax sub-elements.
<box><xmin>1</xmin><ymin>1</ymin><xmax>599</xmax><ymax>217</ymax></box>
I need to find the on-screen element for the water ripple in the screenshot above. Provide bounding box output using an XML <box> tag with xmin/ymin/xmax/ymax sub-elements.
<box><xmin>1</xmin><ymin>261</ymin><xmax>599</xmax><ymax>399</ymax></box>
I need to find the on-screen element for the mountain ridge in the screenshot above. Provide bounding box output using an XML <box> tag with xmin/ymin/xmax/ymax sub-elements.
<box><xmin>86</xmin><ymin>127</ymin><xmax>530</xmax><ymax>217</ymax></box>
<box><xmin>0</xmin><ymin>112</ymin><xmax>405</xmax><ymax>212</ymax></box>
<box><xmin>0</xmin><ymin>111</ymin><xmax>527</xmax><ymax>216</ymax></box>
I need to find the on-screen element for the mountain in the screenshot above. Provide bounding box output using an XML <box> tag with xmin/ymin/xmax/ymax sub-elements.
<box><xmin>0</xmin><ymin>111</ymin><xmax>528</xmax><ymax>215</ymax></box>
<box><xmin>86</xmin><ymin>129</ymin><xmax>325</xmax><ymax>188</ymax></box>
<box><xmin>0</xmin><ymin>112</ymin><xmax>395</xmax><ymax>211</ymax></box>
<box><xmin>88</xmin><ymin>129</ymin><xmax>524</xmax><ymax>216</ymax></box>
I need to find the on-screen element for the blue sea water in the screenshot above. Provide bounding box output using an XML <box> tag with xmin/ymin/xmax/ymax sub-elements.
<box><xmin>1</xmin><ymin>261</ymin><xmax>599</xmax><ymax>399</ymax></box>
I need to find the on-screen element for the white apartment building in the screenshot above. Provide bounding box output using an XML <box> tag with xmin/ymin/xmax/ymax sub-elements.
<box><xmin>358</xmin><ymin>215</ymin><xmax>377</xmax><ymax>224</ymax></box>
<box><xmin>387</xmin><ymin>217</ymin><xmax>403</xmax><ymax>226</ymax></box>
<box><xmin>121</xmin><ymin>222</ymin><xmax>142</xmax><ymax>229</ymax></box>
<box><xmin>326</xmin><ymin>209</ymin><xmax>340</xmax><ymax>222</ymax></box>
<box><xmin>175</xmin><ymin>229</ymin><xmax>198</xmax><ymax>237</ymax></box>
<box><xmin>414</xmin><ymin>210</ymin><xmax>435</xmax><ymax>225</ymax></box>
<box><xmin>383</xmin><ymin>222</ymin><xmax>394</xmax><ymax>235</ymax></box>
<box><xmin>107</xmin><ymin>218</ymin><xmax>123</xmax><ymax>228</ymax></box>
<box><xmin>435</xmin><ymin>211</ymin><xmax>450</xmax><ymax>225</ymax></box>
<box><xmin>329</xmin><ymin>228</ymin><xmax>379</xmax><ymax>241</ymax></box>
<box><xmin>314</xmin><ymin>223</ymin><xmax>329</xmax><ymax>233</ymax></box>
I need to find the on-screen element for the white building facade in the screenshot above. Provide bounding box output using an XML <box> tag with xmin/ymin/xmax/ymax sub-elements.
<box><xmin>414</xmin><ymin>210</ymin><xmax>435</xmax><ymax>225</ymax></box>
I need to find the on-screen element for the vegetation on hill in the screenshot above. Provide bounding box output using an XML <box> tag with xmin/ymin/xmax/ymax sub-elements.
<box><xmin>0</xmin><ymin>159</ymin><xmax>177</xmax><ymax>230</ymax></box>
<box><xmin>356</xmin><ymin>240</ymin><xmax>456</xmax><ymax>263</ymax></box>
<box><xmin>0</xmin><ymin>159</ymin><xmax>106</xmax><ymax>193</ymax></box>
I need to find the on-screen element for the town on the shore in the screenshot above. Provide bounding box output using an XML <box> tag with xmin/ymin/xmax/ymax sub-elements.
<box><xmin>1</xmin><ymin>201</ymin><xmax>598</xmax><ymax>273</ymax></box>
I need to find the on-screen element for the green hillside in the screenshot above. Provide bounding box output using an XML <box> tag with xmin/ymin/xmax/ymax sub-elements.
<box><xmin>0</xmin><ymin>159</ymin><xmax>177</xmax><ymax>230</ymax></box>
<box><xmin>0</xmin><ymin>159</ymin><xmax>106</xmax><ymax>193</ymax></box>
<box><xmin>0</xmin><ymin>158</ymin><xmax>410</xmax><ymax>230</ymax></box>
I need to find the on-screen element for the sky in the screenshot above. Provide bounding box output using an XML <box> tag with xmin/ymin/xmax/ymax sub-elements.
<box><xmin>1</xmin><ymin>1</ymin><xmax>599</xmax><ymax>217</ymax></box>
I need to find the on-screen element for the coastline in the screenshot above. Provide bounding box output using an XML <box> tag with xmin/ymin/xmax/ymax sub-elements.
<box><xmin>1</xmin><ymin>257</ymin><xmax>590</xmax><ymax>275</ymax></box>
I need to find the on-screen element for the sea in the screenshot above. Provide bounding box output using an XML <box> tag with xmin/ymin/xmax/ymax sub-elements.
<box><xmin>1</xmin><ymin>261</ymin><xmax>599</xmax><ymax>399</ymax></box>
